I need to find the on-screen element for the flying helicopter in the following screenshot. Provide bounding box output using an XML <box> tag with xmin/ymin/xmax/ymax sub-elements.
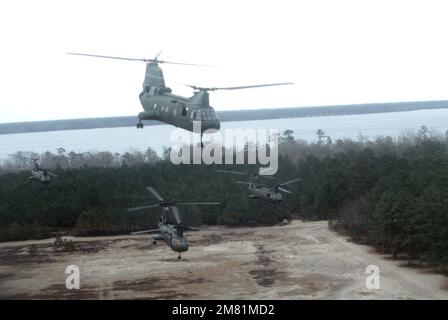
<box><xmin>67</xmin><ymin>51</ymin><xmax>293</xmax><ymax>144</ymax></box>
<box><xmin>217</xmin><ymin>169</ymin><xmax>301</xmax><ymax>203</ymax></box>
<box><xmin>29</xmin><ymin>158</ymin><xmax>57</xmax><ymax>184</ymax></box>
<box><xmin>127</xmin><ymin>186</ymin><xmax>220</xmax><ymax>260</ymax></box>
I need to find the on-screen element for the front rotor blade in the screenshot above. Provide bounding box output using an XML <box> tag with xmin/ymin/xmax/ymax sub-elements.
<box><xmin>277</xmin><ymin>187</ymin><xmax>291</xmax><ymax>194</ymax></box>
<box><xmin>216</xmin><ymin>169</ymin><xmax>248</xmax><ymax>176</ymax></box>
<box><xmin>279</xmin><ymin>177</ymin><xmax>302</xmax><ymax>186</ymax></box>
<box><xmin>127</xmin><ymin>204</ymin><xmax>160</xmax><ymax>212</ymax></box>
<box><xmin>67</xmin><ymin>52</ymin><xmax>144</xmax><ymax>62</ymax></box>
<box><xmin>177</xmin><ymin>202</ymin><xmax>221</xmax><ymax>206</ymax></box>
<box><xmin>213</xmin><ymin>82</ymin><xmax>293</xmax><ymax>91</ymax></box>
<box><xmin>171</xmin><ymin>206</ymin><xmax>182</xmax><ymax>225</ymax></box>
<box><xmin>146</xmin><ymin>186</ymin><xmax>164</xmax><ymax>202</ymax></box>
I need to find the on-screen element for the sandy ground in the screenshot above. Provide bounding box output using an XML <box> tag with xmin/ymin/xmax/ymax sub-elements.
<box><xmin>0</xmin><ymin>220</ymin><xmax>447</xmax><ymax>300</ymax></box>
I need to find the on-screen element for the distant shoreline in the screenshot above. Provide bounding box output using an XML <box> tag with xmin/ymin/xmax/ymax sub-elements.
<box><xmin>1</xmin><ymin>100</ymin><xmax>448</xmax><ymax>135</ymax></box>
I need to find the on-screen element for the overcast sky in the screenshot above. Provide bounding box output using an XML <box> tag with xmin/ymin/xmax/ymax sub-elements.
<box><xmin>0</xmin><ymin>0</ymin><xmax>447</xmax><ymax>123</ymax></box>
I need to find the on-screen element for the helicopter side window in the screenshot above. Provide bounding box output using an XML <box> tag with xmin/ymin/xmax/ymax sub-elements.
<box><xmin>181</xmin><ymin>105</ymin><xmax>187</xmax><ymax>116</ymax></box>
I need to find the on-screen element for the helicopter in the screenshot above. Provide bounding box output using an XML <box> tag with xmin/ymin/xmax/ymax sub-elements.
<box><xmin>67</xmin><ymin>51</ymin><xmax>293</xmax><ymax>144</ymax></box>
<box><xmin>217</xmin><ymin>169</ymin><xmax>301</xmax><ymax>203</ymax></box>
<box><xmin>29</xmin><ymin>158</ymin><xmax>57</xmax><ymax>184</ymax></box>
<box><xmin>127</xmin><ymin>186</ymin><xmax>220</xmax><ymax>260</ymax></box>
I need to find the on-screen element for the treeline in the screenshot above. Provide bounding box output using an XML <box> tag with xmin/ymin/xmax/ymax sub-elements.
<box><xmin>0</xmin><ymin>126</ymin><xmax>448</xmax><ymax>271</ymax></box>
<box><xmin>286</xmin><ymin>126</ymin><xmax>448</xmax><ymax>272</ymax></box>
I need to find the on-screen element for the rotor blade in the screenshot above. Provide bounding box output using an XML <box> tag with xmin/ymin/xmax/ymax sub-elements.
<box><xmin>212</xmin><ymin>82</ymin><xmax>293</xmax><ymax>91</ymax></box>
<box><xmin>184</xmin><ymin>225</ymin><xmax>200</xmax><ymax>231</ymax></box>
<box><xmin>256</xmin><ymin>174</ymin><xmax>275</xmax><ymax>179</ymax></box>
<box><xmin>177</xmin><ymin>202</ymin><xmax>221</xmax><ymax>206</ymax></box>
<box><xmin>126</xmin><ymin>204</ymin><xmax>160</xmax><ymax>212</ymax></box>
<box><xmin>146</xmin><ymin>186</ymin><xmax>164</xmax><ymax>202</ymax></box>
<box><xmin>48</xmin><ymin>171</ymin><xmax>58</xmax><ymax>177</ymax></box>
<box><xmin>131</xmin><ymin>229</ymin><xmax>160</xmax><ymax>235</ymax></box>
<box><xmin>171</xmin><ymin>206</ymin><xmax>182</xmax><ymax>225</ymax></box>
<box><xmin>279</xmin><ymin>177</ymin><xmax>302</xmax><ymax>186</ymax></box>
<box><xmin>67</xmin><ymin>52</ymin><xmax>209</xmax><ymax>66</ymax></box>
<box><xmin>154</xmin><ymin>49</ymin><xmax>163</xmax><ymax>59</ymax></box>
<box><xmin>67</xmin><ymin>52</ymin><xmax>144</xmax><ymax>62</ymax></box>
<box><xmin>158</xmin><ymin>60</ymin><xmax>211</xmax><ymax>67</ymax></box>
<box><xmin>236</xmin><ymin>181</ymin><xmax>250</xmax><ymax>185</ymax></box>
<box><xmin>216</xmin><ymin>169</ymin><xmax>248</xmax><ymax>176</ymax></box>
<box><xmin>277</xmin><ymin>187</ymin><xmax>291</xmax><ymax>194</ymax></box>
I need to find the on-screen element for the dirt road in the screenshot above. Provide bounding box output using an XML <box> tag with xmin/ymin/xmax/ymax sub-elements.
<box><xmin>0</xmin><ymin>221</ymin><xmax>447</xmax><ymax>299</ymax></box>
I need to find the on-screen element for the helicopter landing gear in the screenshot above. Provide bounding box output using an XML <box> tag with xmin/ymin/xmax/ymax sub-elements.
<box><xmin>136</xmin><ymin>120</ymin><xmax>144</xmax><ymax>129</ymax></box>
<box><xmin>152</xmin><ymin>240</ymin><xmax>157</xmax><ymax>245</ymax></box>
<box><xmin>178</xmin><ymin>253</ymin><xmax>182</xmax><ymax>260</ymax></box>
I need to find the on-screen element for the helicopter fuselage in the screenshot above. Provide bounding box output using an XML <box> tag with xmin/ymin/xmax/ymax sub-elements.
<box><xmin>138</xmin><ymin>89</ymin><xmax>220</xmax><ymax>133</ymax></box>
<box><xmin>154</xmin><ymin>222</ymin><xmax>189</xmax><ymax>254</ymax></box>
<box><xmin>247</xmin><ymin>184</ymin><xmax>283</xmax><ymax>202</ymax></box>
<box><xmin>30</xmin><ymin>170</ymin><xmax>51</xmax><ymax>183</ymax></box>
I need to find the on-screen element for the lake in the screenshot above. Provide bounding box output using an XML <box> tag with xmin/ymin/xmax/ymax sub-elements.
<box><xmin>1</xmin><ymin>108</ymin><xmax>447</xmax><ymax>160</ymax></box>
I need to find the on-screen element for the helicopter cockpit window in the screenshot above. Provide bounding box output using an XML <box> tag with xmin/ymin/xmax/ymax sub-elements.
<box><xmin>210</xmin><ymin>109</ymin><xmax>218</xmax><ymax>120</ymax></box>
<box><xmin>201</xmin><ymin>109</ymin><xmax>212</xmax><ymax>120</ymax></box>
<box><xmin>149</xmin><ymin>87</ymin><xmax>157</xmax><ymax>95</ymax></box>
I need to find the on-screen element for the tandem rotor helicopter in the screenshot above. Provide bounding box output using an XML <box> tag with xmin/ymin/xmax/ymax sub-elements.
<box><xmin>217</xmin><ymin>169</ymin><xmax>301</xmax><ymax>204</ymax></box>
<box><xmin>29</xmin><ymin>158</ymin><xmax>57</xmax><ymax>184</ymax></box>
<box><xmin>127</xmin><ymin>186</ymin><xmax>220</xmax><ymax>260</ymax></box>
<box><xmin>67</xmin><ymin>51</ymin><xmax>293</xmax><ymax>144</ymax></box>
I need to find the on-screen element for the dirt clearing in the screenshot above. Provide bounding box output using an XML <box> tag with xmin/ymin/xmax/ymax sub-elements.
<box><xmin>0</xmin><ymin>221</ymin><xmax>447</xmax><ymax>299</ymax></box>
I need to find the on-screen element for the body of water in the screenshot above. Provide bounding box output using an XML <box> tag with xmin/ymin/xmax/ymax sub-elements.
<box><xmin>0</xmin><ymin>109</ymin><xmax>447</xmax><ymax>160</ymax></box>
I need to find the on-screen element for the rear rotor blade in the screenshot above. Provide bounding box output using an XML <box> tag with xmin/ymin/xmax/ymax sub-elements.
<box><xmin>67</xmin><ymin>52</ymin><xmax>210</xmax><ymax>66</ymax></box>
<box><xmin>279</xmin><ymin>177</ymin><xmax>302</xmax><ymax>186</ymax></box>
<box><xmin>277</xmin><ymin>187</ymin><xmax>291</xmax><ymax>194</ymax></box>
<box><xmin>146</xmin><ymin>186</ymin><xmax>164</xmax><ymax>202</ymax></box>
<box><xmin>184</xmin><ymin>225</ymin><xmax>200</xmax><ymax>231</ymax></box>
<box><xmin>159</xmin><ymin>60</ymin><xmax>211</xmax><ymax>67</ymax></box>
<box><xmin>216</xmin><ymin>169</ymin><xmax>249</xmax><ymax>176</ymax></box>
<box><xmin>127</xmin><ymin>204</ymin><xmax>160</xmax><ymax>212</ymax></box>
<box><xmin>177</xmin><ymin>202</ymin><xmax>221</xmax><ymax>206</ymax></box>
<box><xmin>154</xmin><ymin>49</ymin><xmax>164</xmax><ymax>59</ymax></box>
<box><xmin>67</xmin><ymin>52</ymin><xmax>143</xmax><ymax>62</ymax></box>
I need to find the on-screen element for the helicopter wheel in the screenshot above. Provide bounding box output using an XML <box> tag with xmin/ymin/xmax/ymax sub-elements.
<box><xmin>136</xmin><ymin>121</ymin><xmax>143</xmax><ymax>129</ymax></box>
<box><xmin>178</xmin><ymin>254</ymin><xmax>181</xmax><ymax>260</ymax></box>
<box><xmin>152</xmin><ymin>241</ymin><xmax>157</xmax><ymax>245</ymax></box>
